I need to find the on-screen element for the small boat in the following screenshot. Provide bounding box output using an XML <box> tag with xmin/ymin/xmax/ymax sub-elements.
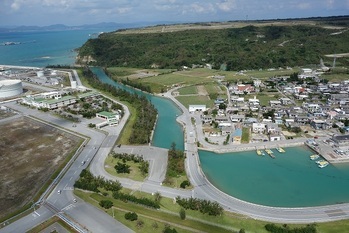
<box><xmin>265</xmin><ymin>149</ymin><xmax>275</xmax><ymax>158</ymax></box>
<box><xmin>256</xmin><ymin>150</ymin><xmax>262</xmax><ymax>156</ymax></box>
<box><xmin>318</xmin><ymin>161</ymin><xmax>329</xmax><ymax>168</ymax></box>
<box><xmin>276</xmin><ymin>147</ymin><xmax>285</xmax><ymax>153</ymax></box>
<box><xmin>316</xmin><ymin>159</ymin><xmax>325</xmax><ymax>164</ymax></box>
<box><xmin>310</xmin><ymin>154</ymin><xmax>320</xmax><ymax>160</ymax></box>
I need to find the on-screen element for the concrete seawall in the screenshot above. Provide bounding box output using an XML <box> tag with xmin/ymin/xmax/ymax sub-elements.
<box><xmin>199</xmin><ymin>139</ymin><xmax>305</xmax><ymax>153</ymax></box>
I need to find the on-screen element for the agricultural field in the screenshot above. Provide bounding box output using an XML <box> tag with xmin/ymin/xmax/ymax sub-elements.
<box><xmin>0</xmin><ymin>117</ymin><xmax>81</xmax><ymax>220</ymax></box>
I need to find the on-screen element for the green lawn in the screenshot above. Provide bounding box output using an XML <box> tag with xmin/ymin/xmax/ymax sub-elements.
<box><xmin>107</xmin><ymin>67</ymin><xmax>141</xmax><ymax>77</ymax></box>
<box><xmin>177</xmin><ymin>86</ymin><xmax>198</xmax><ymax>95</ymax></box>
<box><xmin>255</xmin><ymin>92</ymin><xmax>279</xmax><ymax>106</ymax></box>
<box><xmin>74</xmin><ymin>187</ymin><xmax>349</xmax><ymax>233</ymax></box>
<box><xmin>104</xmin><ymin>155</ymin><xmax>146</xmax><ymax>182</ymax></box>
<box><xmin>74</xmin><ymin>190</ymin><xmax>234</xmax><ymax>233</ymax></box>
<box><xmin>175</xmin><ymin>95</ymin><xmax>214</xmax><ymax>109</ymax></box>
<box><xmin>242</xmin><ymin>68</ymin><xmax>301</xmax><ymax>79</ymax></box>
<box><xmin>241</xmin><ymin>127</ymin><xmax>251</xmax><ymax>143</ymax></box>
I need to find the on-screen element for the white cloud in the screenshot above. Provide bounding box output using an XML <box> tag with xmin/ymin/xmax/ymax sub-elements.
<box><xmin>10</xmin><ymin>0</ymin><xmax>23</xmax><ymax>11</ymax></box>
<box><xmin>216</xmin><ymin>0</ymin><xmax>237</xmax><ymax>12</ymax></box>
<box><xmin>325</xmin><ymin>0</ymin><xmax>335</xmax><ymax>9</ymax></box>
<box><xmin>189</xmin><ymin>2</ymin><xmax>215</xmax><ymax>14</ymax></box>
<box><xmin>297</xmin><ymin>2</ymin><xmax>311</xmax><ymax>10</ymax></box>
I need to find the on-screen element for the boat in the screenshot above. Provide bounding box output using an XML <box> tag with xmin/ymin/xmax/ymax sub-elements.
<box><xmin>276</xmin><ymin>147</ymin><xmax>285</xmax><ymax>153</ymax></box>
<box><xmin>310</xmin><ymin>154</ymin><xmax>320</xmax><ymax>160</ymax></box>
<box><xmin>316</xmin><ymin>159</ymin><xmax>325</xmax><ymax>164</ymax></box>
<box><xmin>265</xmin><ymin>149</ymin><xmax>275</xmax><ymax>158</ymax></box>
<box><xmin>256</xmin><ymin>150</ymin><xmax>262</xmax><ymax>156</ymax></box>
<box><xmin>318</xmin><ymin>161</ymin><xmax>329</xmax><ymax>168</ymax></box>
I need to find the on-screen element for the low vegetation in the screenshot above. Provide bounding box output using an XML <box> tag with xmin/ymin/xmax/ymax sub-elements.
<box><xmin>164</xmin><ymin>143</ymin><xmax>188</xmax><ymax>188</ymax></box>
<box><xmin>175</xmin><ymin>197</ymin><xmax>224</xmax><ymax>216</ymax></box>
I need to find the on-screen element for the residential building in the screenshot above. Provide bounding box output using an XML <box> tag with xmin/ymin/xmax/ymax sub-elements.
<box><xmin>252</xmin><ymin>123</ymin><xmax>266</xmax><ymax>134</ymax></box>
<box><xmin>189</xmin><ymin>105</ymin><xmax>206</xmax><ymax>113</ymax></box>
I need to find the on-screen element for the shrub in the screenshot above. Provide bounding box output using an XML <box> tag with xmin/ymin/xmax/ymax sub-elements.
<box><xmin>180</xmin><ymin>180</ymin><xmax>190</xmax><ymax>189</ymax></box>
<box><xmin>125</xmin><ymin>212</ymin><xmax>138</xmax><ymax>221</ymax></box>
<box><xmin>179</xmin><ymin>208</ymin><xmax>186</xmax><ymax>220</ymax></box>
<box><xmin>99</xmin><ymin>200</ymin><xmax>113</xmax><ymax>209</ymax></box>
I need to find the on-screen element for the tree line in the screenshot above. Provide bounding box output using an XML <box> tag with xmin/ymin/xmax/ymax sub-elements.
<box><xmin>175</xmin><ymin>196</ymin><xmax>224</xmax><ymax>216</ymax></box>
<box><xmin>164</xmin><ymin>142</ymin><xmax>185</xmax><ymax>185</ymax></box>
<box><xmin>81</xmin><ymin>67</ymin><xmax>157</xmax><ymax>144</ymax></box>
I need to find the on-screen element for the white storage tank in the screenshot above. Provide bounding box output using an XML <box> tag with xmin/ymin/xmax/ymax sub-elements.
<box><xmin>36</xmin><ymin>70</ymin><xmax>44</xmax><ymax>77</ymax></box>
<box><xmin>0</xmin><ymin>80</ymin><xmax>23</xmax><ymax>98</ymax></box>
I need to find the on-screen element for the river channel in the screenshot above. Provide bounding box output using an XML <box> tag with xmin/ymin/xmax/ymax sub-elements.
<box><xmin>92</xmin><ymin>67</ymin><xmax>349</xmax><ymax>207</ymax></box>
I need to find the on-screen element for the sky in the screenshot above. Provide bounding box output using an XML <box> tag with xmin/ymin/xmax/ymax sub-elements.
<box><xmin>0</xmin><ymin>0</ymin><xmax>349</xmax><ymax>27</ymax></box>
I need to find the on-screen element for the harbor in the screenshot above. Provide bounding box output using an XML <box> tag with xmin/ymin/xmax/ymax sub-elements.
<box><xmin>305</xmin><ymin>138</ymin><xmax>349</xmax><ymax>164</ymax></box>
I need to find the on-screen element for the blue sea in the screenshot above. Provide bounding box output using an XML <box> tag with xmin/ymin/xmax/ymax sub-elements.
<box><xmin>0</xmin><ymin>29</ymin><xmax>114</xmax><ymax>67</ymax></box>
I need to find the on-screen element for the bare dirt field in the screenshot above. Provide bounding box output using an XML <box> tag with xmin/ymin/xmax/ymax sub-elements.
<box><xmin>0</xmin><ymin>117</ymin><xmax>81</xmax><ymax>219</ymax></box>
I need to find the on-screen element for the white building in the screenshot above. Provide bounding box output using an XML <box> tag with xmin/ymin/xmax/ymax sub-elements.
<box><xmin>189</xmin><ymin>105</ymin><xmax>206</xmax><ymax>113</ymax></box>
<box><xmin>252</xmin><ymin>123</ymin><xmax>266</xmax><ymax>134</ymax></box>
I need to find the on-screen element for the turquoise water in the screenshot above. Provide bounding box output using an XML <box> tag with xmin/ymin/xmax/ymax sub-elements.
<box><xmin>0</xmin><ymin>29</ymin><xmax>113</xmax><ymax>67</ymax></box>
<box><xmin>91</xmin><ymin>67</ymin><xmax>184</xmax><ymax>150</ymax></box>
<box><xmin>199</xmin><ymin>146</ymin><xmax>349</xmax><ymax>207</ymax></box>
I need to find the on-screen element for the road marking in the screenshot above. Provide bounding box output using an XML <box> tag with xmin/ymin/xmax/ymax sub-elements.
<box><xmin>62</xmin><ymin>204</ymin><xmax>75</xmax><ymax>211</ymax></box>
<box><xmin>34</xmin><ymin>211</ymin><xmax>40</xmax><ymax>217</ymax></box>
<box><xmin>73</xmin><ymin>171</ymin><xmax>77</xmax><ymax>175</ymax></box>
<box><xmin>69</xmin><ymin>177</ymin><xmax>73</xmax><ymax>181</ymax></box>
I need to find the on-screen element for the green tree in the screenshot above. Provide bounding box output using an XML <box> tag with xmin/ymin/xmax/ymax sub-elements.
<box><xmin>99</xmin><ymin>200</ymin><xmax>113</xmax><ymax>209</ymax></box>
<box><xmin>179</xmin><ymin>208</ymin><xmax>186</xmax><ymax>220</ymax></box>
<box><xmin>115</xmin><ymin>162</ymin><xmax>130</xmax><ymax>173</ymax></box>
<box><xmin>124</xmin><ymin>212</ymin><xmax>138</xmax><ymax>221</ymax></box>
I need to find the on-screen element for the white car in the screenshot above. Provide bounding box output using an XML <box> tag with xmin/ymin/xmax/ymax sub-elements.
<box><xmin>57</xmin><ymin>190</ymin><xmax>61</xmax><ymax>194</ymax></box>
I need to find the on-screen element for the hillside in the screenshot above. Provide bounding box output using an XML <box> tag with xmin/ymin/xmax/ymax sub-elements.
<box><xmin>77</xmin><ymin>16</ymin><xmax>349</xmax><ymax>70</ymax></box>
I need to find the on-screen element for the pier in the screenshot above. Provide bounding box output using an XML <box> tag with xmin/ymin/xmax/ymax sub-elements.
<box><xmin>305</xmin><ymin>139</ymin><xmax>349</xmax><ymax>164</ymax></box>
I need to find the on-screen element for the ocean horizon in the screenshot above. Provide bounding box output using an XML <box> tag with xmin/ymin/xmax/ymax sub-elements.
<box><xmin>0</xmin><ymin>29</ymin><xmax>116</xmax><ymax>68</ymax></box>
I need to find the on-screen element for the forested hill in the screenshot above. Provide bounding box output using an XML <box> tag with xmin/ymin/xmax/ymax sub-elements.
<box><xmin>77</xmin><ymin>18</ymin><xmax>349</xmax><ymax>70</ymax></box>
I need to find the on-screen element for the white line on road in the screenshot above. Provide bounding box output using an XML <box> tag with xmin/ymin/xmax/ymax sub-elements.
<box><xmin>34</xmin><ymin>211</ymin><xmax>40</xmax><ymax>217</ymax></box>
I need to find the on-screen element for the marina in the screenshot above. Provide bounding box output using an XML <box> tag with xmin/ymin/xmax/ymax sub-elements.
<box><xmin>199</xmin><ymin>146</ymin><xmax>349</xmax><ymax>207</ymax></box>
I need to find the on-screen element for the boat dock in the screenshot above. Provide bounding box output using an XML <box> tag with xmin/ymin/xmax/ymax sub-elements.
<box><xmin>305</xmin><ymin>139</ymin><xmax>349</xmax><ymax>164</ymax></box>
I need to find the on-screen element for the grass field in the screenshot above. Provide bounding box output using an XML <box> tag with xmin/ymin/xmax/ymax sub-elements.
<box><xmin>256</xmin><ymin>92</ymin><xmax>280</xmax><ymax>106</ymax></box>
<box><xmin>177</xmin><ymin>86</ymin><xmax>198</xmax><ymax>95</ymax></box>
<box><xmin>74</xmin><ymin>187</ymin><xmax>349</xmax><ymax>233</ymax></box>
<box><xmin>104</xmin><ymin>154</ymin><xmax>146</xmax><ymax>182</ymax></box>
<box><xmin>175</xmin><ymin>95</ymin><xmax>214</xmax><ymax>109</ymax></box>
